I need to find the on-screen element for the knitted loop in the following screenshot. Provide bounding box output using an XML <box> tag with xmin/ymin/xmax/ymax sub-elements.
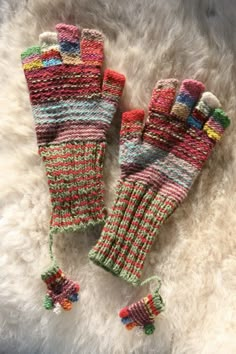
<box><xmin>140</xmin><ymin>275</ymin><xmax>162</xmax><ymax>292</ymax></box>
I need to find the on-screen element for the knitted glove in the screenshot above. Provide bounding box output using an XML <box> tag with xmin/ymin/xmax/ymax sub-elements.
<box><xmin>89</xmin><ymin>78</ymin><xmax>230</xmax><ymax>286</ymax></box>
<box><xmin>21</xmin><ymin>24</ymin><xmax>125</xmax><ymax>311</ymax></box>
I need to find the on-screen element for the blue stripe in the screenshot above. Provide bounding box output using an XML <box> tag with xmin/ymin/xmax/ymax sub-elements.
<box><xmin>175</xmin><ymin>92</ymin><xmax>196</xmax><ymax>108</ymax></box>
<box><xmin>120</xmin><ymin>141</ymin><xmax>197</xmax><ymax>189</ymax></box>
<box><xmin>33</xmin><ymin>100</ymin><xmax>116</xmax><ymax>125</ymax></box>
<box><xmin>42</xmin><ymin>58</ymin><xmax>62</xmax><ymax>67</ymax></box>
<box><xmin>60</xmin><ymin>41</ymin><xmax>80</xmax><ymax>54</ymax></box>
<box><xmin>121</xmin><ymin>317</ymin><xmax>133</xmax><ymax>325</ymax></box>
<box><xmin>187</xmin><ymin>116</ymin><xmax>203</xmax><ymax>129</ymax></box>
<box><xmin>120</xmin><ymin>141</ymin><xmax>168</xmax><ymax>165</ymax></box>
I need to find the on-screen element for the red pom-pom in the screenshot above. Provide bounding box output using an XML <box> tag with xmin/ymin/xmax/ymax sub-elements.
<box><xmin>119</xmin><ymin>306</ymin><xmax>129</xmax><ymax>318</ymax></box>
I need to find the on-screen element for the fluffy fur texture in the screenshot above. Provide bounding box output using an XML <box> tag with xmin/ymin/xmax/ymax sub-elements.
<box><xmin>0</xmin><ymin>0</ymin><xmax>236</xmax><ymax>353</ymax></box>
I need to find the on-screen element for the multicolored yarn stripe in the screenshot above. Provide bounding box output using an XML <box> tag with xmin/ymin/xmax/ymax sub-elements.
<box><xmin>89</xmin><ymin>78</ymin><xmax>230</xmax><ymax>286</ymax></box>
<box><xmin>21</xmin><ymin>23</ymin><xmax>125</xmax><ymax>311</ymax></box>
<box><xmin>119</xmin><ymin>277</ymin><xmax>164</xmax><ymax>334</ymax></box>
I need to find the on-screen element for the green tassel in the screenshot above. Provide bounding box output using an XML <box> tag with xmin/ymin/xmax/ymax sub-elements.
<box><xmin>144</xmin><ymin>323</ymin><xmax>155</xmax><ymax>335</ymax></box>
<box><xmin>43</xmin><ymin>294</ymin><xmax>54</xmax><ymax>310</ymax></box>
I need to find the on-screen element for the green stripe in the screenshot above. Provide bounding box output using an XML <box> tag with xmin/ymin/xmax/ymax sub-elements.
<box><xmin>21</xmin><ymin>46</ymin><xmax>41</xmax><ymax>59</ymax></box>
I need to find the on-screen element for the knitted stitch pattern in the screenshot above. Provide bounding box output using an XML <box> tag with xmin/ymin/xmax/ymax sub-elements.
<box><xmin>89</xmin><ymin>79</ymin><xmax>230</xmax><ymax>286</ymax></box>
<box><xmin>21</xmin><ymin>24</ymin><xmax>125</xmax><ymax>311</ymax></box>
<box><xmin>22</xmin><ymin>25</ymin><xmax>125</xmax><ymax>234</ymax></box>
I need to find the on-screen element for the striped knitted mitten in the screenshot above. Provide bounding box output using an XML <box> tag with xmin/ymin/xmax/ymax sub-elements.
<box><xmin>21</xmin><ymin>23</ymin><xmax>125</xmax><ymax>311</ymax></box>
<box><xmin>89</xmin><ymin>78</ymin><xmax>230</xmax><ymax>286</ymax></box>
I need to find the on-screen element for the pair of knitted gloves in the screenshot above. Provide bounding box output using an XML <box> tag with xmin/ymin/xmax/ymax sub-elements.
<box><xmin>21</xmin><ymin>24</ymin><xmax>230</xmax><ymax>335</ymax></box>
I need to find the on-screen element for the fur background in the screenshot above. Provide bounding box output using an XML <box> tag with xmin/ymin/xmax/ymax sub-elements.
<box><xmin>0</xmin><ymin>0</ymin><xmax>236</xmax><ymax>353</ymax></box>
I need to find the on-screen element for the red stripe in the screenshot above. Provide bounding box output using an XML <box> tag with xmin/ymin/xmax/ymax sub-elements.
<box><xmin>109</xmin><ymin>203</ymin><xmax>171</xmax><ymax>220</ymax></box>
<box><xmin>49</xmin><ymin>180</ymin><xmax>102</xmax><ymax>193</ymax></box>
<box><xmin>123</xmin><ymin>172</ymin><xmax>186</xmax><ymax>200</ymax></box>
<box><xmin>25</xmin><ymin>64</ymin><xmax>100</xmax><ymax>79</ymax></box>
<box><xmin>39</xmin><ymin>144</ymin><xmax>104</xmax><ymax>158</ymax></box>
<box><xmin>95</xmin><ymin>221</ymin><xmax>158</xmax><ymax>263</ymax></box>
<box><xmin>38</xmin><ymin>132</ymin><xmax>105</xmax><ymax>145</ymax></box>
<box><xmin>45</xmin><ymin>166</ymin><xmax>101</xmax><ymax>176</ymax></box>
<box><xmin>44</xmin><ymin>268</ymin><xmax>63</xmax><ymax>284</ymax></box>
<box><xmin>147</xmin><ymin>294</ymin><xmax>159</xmax><ymax>316</ymax></box>
<box><xmin>30</xmin><ymin>80</ymin><xmax>100</xmax><ymax>92</ymax></box>
<box><xmin>112</xmin><ymin>194</ymin><xmax>175</xmax><ymax>209</ymax></box>
<box><xmin>48</xmin><ymin>174</ymin><xmax>103</xmax><ymax>186</ymax></box>
<box><xmin>44</xmin><ymin>159</ymin><xmax>100</xmax><ymax>168</ymax></box>
<box><xmin>41</xmin><ymin>50</ymin><xmax>61</xmax><ymax>61</ymax></box>
<box><xmin>51</xmin><ymin>193</ymin><xmax>103</xmax><ymax>205</ymax></box>
<box><xmin>51</xmin><ymin>209</ymin><xmax>105</xmax><ymax>227</ymax></box>
<box><xmin>30</xmin><ymin>88</ymin><xmax>101</xmax><ymax>104</ymax></box>
<box><xmin>26</xmin><ymin>65</ymin><xmax>102</xmax><ymax>104</ymax></box>
<box><xmin>92</xmin><ymin>245</ymin><xmax>144</xmax><ymax>277</ymax></box>
<box><xmin>101</xmin><ymin>214</ymin><xmax>160</xmax><ymax>248</ymax></box>
<box><xmin>98</xmin><ymin>232</ymin><xmax>154</xmax><ymax>251</ymax></box>
<box><xmin>39</xmin><ymin>141</ymin><xmax>103</xmax><ymax>151</ymax></box>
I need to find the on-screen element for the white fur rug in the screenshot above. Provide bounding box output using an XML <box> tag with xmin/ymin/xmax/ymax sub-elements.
<box><xmin>0</xmin><ymin>0</ymin><xmax>236</xmax><ymax>353</ymax></box>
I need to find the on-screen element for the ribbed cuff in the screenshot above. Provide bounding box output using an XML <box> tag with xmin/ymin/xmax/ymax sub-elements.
<box><xmin>89</xmin><ymin>179</ymin><xmax>176</xmax><ymax>285</ymax></box>
<box><xmin>39</xmin><ymin>140</ymin><xmax>107</xmax><ymax>234</ymax></box>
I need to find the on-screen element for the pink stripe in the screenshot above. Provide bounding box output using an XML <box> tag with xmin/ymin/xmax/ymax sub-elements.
<box><xmin>124</xmin><ymin>166</ymin><xmax>187</xmax><ymax>201</ymax></box>
<box><xmin>36</xmin><ymin>121</ymin><xmax>109</xmax><ymax>144</ymax></box>
<box><xmin>207</xmin><ymin>118</ymin><xmax>225</xmax><ymax>134</ymax></box>
<box><xmin>38</xmin><ymin>131</ymin><xmax>104</xmax><ymax>144</ymax></box>
<box><xmin>22</xmin><ymin>54</ymin><xmax>41</xmax><ymax>64</ymax></box>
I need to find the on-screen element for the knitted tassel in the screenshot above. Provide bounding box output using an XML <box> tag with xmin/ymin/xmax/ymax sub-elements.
<box><xmin>119</xmin><ymin>277</ymin><xmax>164</xmax><ymax>335</ymax></box>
